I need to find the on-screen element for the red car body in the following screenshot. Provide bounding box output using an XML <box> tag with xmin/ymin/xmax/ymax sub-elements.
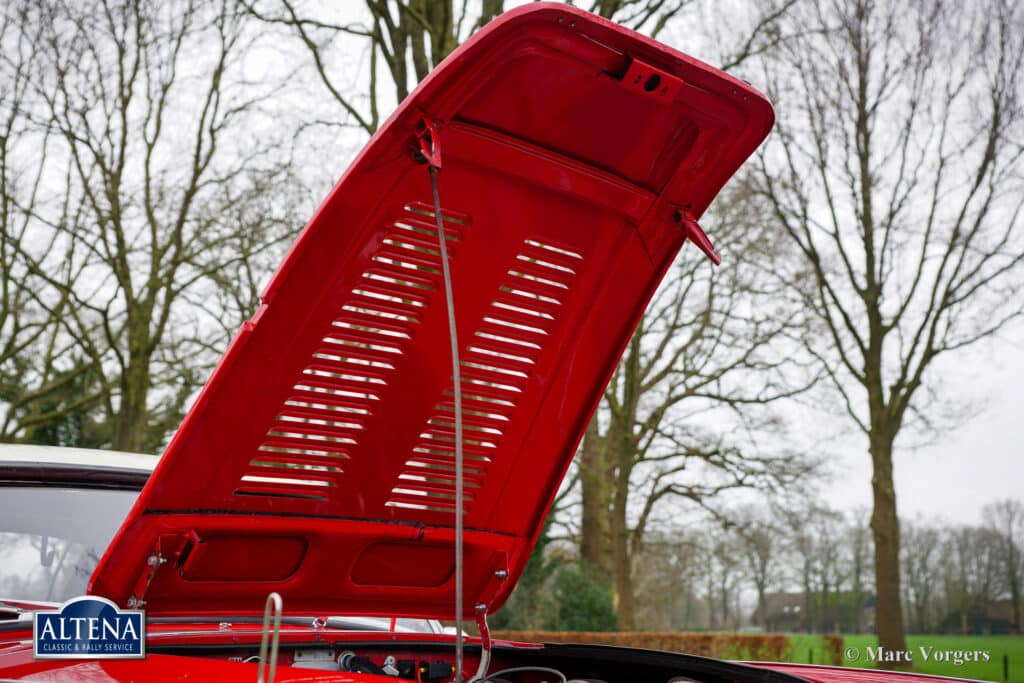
<box><xmin>0</xmin><ymin>3</ymin><xmax>978</xmax><ymax>682</ymax></box>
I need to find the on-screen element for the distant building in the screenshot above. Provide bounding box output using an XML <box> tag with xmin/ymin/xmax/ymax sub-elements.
<box><xmin>940</xmin><ymin>599</ymin><xmax>1016</xmax><ymax>635</ymax></box>
<box><xmin>753</xmin><ymin>593</ymin><xmax>804</xmax><ymax>632</ymax></box>
<box><xmin>753</xmin><ymin>591</ymin><xmax>875</xmax><ymax>633</ymax></box>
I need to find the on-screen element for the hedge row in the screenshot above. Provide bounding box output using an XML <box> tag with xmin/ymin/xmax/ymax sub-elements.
<box><xmin>821</xmin><ymin>634</ymin><xmax>844</xmax><ymax>666</ymax></box>
<box><xmin>491</xmin><ymin>631</ymin><xmax>807</xmax><ymax>662</ymax></box>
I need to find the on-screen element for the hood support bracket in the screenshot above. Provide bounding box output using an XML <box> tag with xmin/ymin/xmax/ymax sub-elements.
<box><xmin>127</xmin><ymin>531</ymin><xmax>199</xmax><ymax>608</ymax></box>
<box><xmin>675</xmin><ymin>208</ymin><xmax>721</xmax><ymax>265</ymax></box>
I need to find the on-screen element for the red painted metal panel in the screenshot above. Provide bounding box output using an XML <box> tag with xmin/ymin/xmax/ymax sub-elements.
<box><xmin>748</xmin><ymin>662</ymin><xmax>980</xmax><ymax>683</ymax></box>
<box><xmin>90</xmin><ymin>2</ymin><xmax>773</xmax><ymax>619</ymax></box>
<box><xmin>0</xmin><ymin>650</ymin><xmax>387</xmax><ymax>681</ymax></box>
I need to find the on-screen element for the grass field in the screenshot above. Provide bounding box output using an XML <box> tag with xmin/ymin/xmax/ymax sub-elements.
<box><xmin>785</xmin><ymin>634</ymin><xmax>1024</xmax><ymax>682</ymax></box>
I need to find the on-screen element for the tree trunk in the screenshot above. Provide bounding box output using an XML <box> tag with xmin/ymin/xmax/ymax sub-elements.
<box><xmin>757</xmin><ymin>586</ymin><xmax>768</xmax><ymax>630</ymax></box>
<box><xmin>1008</xmin><ymin>548</ymin><xmax>1021</xmax><ymax>632</ymax></box>
<box><xmin>580</xmin><ymin>417</ymin><xmax>611</xmax><ymax>578</ymax></box>
<box><xmin>1012</xmin><ymin>585</ymin><xmax>1021</xmax><ymax>634</ymax></box>
<box><xmin>611</xmin><ymin>446</ymin><xmax>634</xmax><ymax>629</ymax></box>
<box><xmin>112</xmin><ymin>356</ymin><xmax>149</xmax><ymax>452</ymax></box>
<box><xmin>869</xmin><ymin>430</ymin><xmax>908</xmax><ymax>667</ymax></box>
<box><xmin>719</xmin><ymin>576</ymin><xmax>731</xmax><ymax>629</ymax></box>
<box><xmin>608</xmin><ymin>336</ymin><xmax>641</xmax><ymax>629</ymax></box>
<box><xmin>614</xmin><ymin>544</ymin><xmax>635</xmax><ymax>629</ymax></box>
<box><xmin>802</xmin><ymin>569</ymin><xmax>813</xmax><ymax>633</ymax></box>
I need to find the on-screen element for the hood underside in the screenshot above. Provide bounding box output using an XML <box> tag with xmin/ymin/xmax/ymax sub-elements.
<box><xmin>89</xmin><ymin>2</ymin><xmax>773</xmax><ymax>619</ymax></box>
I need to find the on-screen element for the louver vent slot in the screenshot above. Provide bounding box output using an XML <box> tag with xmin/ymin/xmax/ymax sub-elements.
<box><xmin>386</xmin><ymin>237</ymin><xmax>583</xmax><ymax>514</ymax></box>
<box><xmin>235</xmin><ymin>473</ymin><xmax>336</xmax><ymax>501</ymax></box>
<box><xmin>234</xmin><ymin>203</ymin><xmax>467</xmax><ymax>501</ymax></box>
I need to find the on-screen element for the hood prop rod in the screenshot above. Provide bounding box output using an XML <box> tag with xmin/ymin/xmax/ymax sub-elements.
<box><xmin>256</xmin><ymin>591</ymin><xmax>282</xmax><ymax>683</ymax></box>
<box><xmin>470</xmin><ymin>608</ymin><xmax>492</xmax><ymax>682</ymax></box>
<box><xmin>418</xmin><ymin>117</ymin><xmax>469</xmax><ymax>682</ymax></box>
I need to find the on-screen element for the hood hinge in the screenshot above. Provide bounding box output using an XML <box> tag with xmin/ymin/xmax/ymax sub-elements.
<box><xmin>127</xmin><ymin>531</ymin><xmax>200</xmax><ymax>608</ymax></box>
<box><xmin>471</xmin><ymin>554</ymin><xmax>510</xmax><ymax>615</ymax></box>
<box><xmin>413</xmin><ymin>115</ymin><xmax>442</xmax><ymax>168</ymax></box>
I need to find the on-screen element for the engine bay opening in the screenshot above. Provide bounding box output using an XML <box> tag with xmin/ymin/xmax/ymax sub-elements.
<box><xmin>148</xmin><ymin>638</ymin><xmax>810</xmax><ymax>683</ymax></box>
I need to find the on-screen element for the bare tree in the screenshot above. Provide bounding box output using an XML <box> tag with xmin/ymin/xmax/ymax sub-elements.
<box><xmin>983</xmin><ymin>499</ymin><xmax>1024</xmax><ymax>631</ymax></box>
<box><xmin>698</xmin><ymin>526</ymin><xmax>744</xmax><ymax>630</ymax></box>
<box><xmin>633</xmin><ymin>530</ymin><xmax>705</xmax><ymax>629</ymax></box>
<box><xmin>242</xmin><ymin>0</ymin><xmax>722</xmax><ymax>139</ymax></box>
<box><xmin>901</xmin><ymin>518</ymin><xmax>942</xmax><ymax>633</ymax></box>
<box><xmin>944</xmin><ymin>525</ymin><xmax>1004</xmax><ymax>635</ymax></box>
<box><xmin>733</xmin><ymin>505</ymin><xmax>784</xmax><ymax>630</ymax></box>
<box><xmin>813</xmin><ymin>512</ymin><xmax>846</xmax><ymax>633</ymax></box>
<box><xmin>846</xmin><ymin>508</ymin><xmax>873</xmax><ymax>633</ymax></box>
<box><xmin>241</xmin><ymin>0</ymin><xmax>509</xmax><ymax>138</ymax></box>
<box><xmin>0</xmin><ymin>1</ymin><xmax>109</xmax><ymax>444</ymax></box>
<box><xmin>8</xmin><ymin>0</ymin><xmax>303</xmax><ymax>451</ymax></box>
<box><xmin>775</xmin><ymin>500</ymin><xmax>858</xmax><ymax>633</ymax></box>
<box><xmin>576</xmin><ymin>181</ymin><xmax>813</xmax><ymax>628</ymax></box>
<box><xmin>753</xmin><ymin>0</ymin><xmax>1024</xmax><ymax>657</ymax></box>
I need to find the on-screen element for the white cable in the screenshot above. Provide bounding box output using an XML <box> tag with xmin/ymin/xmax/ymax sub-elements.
<box><xmin>429</xmin><ymin>163</ymin><xmax>465</xmax><ymax>682</ymax></box>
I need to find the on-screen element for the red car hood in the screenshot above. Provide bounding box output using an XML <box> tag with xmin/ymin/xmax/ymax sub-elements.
<box><xmin>89</xmin><ymin>2</ymin><xmax>773</xmax><ymax>620</ymax></box>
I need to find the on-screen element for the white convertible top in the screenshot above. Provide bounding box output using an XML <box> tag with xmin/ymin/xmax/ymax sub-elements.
<box><xmin>0</xmin><ymin>444</ymin><xmax>158</xmax><ymax>471</ymax></box>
